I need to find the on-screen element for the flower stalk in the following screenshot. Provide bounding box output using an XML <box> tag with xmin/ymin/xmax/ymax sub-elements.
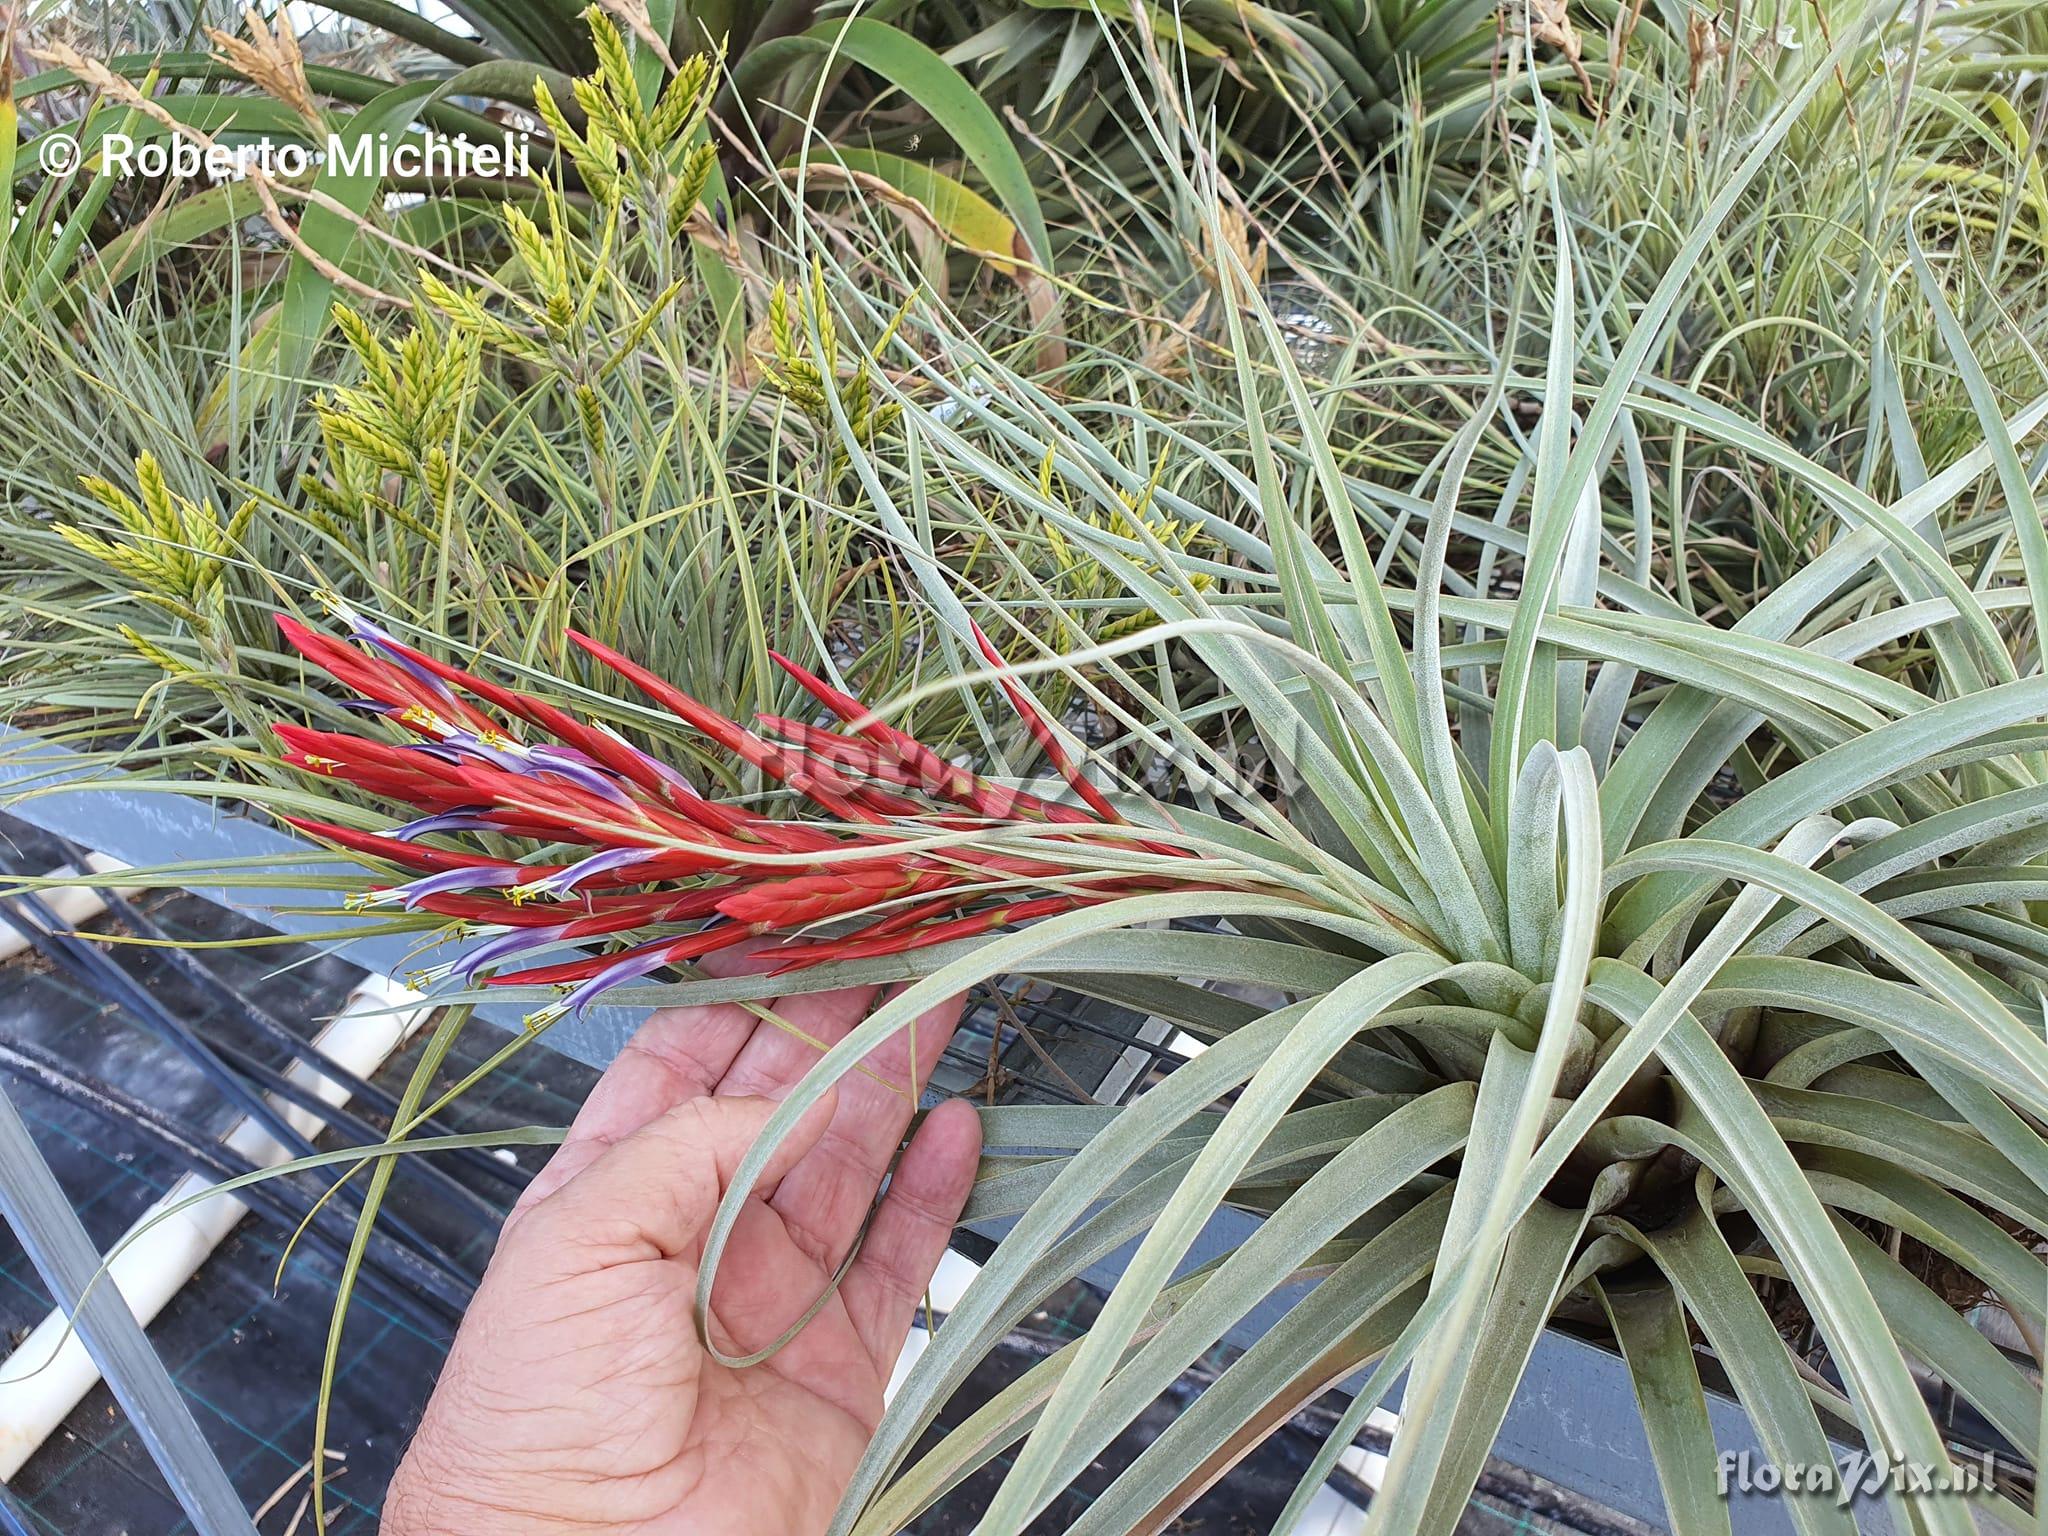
<box><xmin>273</xmin><ymin>609</ymin><xmax>1214</xmax><ymax>1027</ymax></box>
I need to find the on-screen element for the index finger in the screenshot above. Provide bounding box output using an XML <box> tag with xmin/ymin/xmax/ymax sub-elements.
<box><xmin>509</xmin><ymin>941</ymin><xmax>772</xmax><ymax>1216</ymax></box>
<box><xmin>746</xmin><ymin>983</ymin><xmax>971</xmax><ymax>1273</ymax></box>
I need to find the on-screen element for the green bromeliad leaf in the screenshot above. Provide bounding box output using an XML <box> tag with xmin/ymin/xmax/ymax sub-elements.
<box><xmin>733</xmin><ymin>18</ymin><xmax>1052</xmax><ymax>264</ymax></box>
<box><xmin>781</xmin><ymin>146</ymin><xmax>1024</xmax><ymax>267</ymax></box>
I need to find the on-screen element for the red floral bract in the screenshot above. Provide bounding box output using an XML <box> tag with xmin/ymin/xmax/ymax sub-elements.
<box><xmin>272</xmin><ymin>609</ymin><xmax>1194</xmax><ymax>1025</ymax></box>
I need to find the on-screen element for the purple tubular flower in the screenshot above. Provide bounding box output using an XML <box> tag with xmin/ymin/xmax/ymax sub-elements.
<box><xmin>523</xmin><ymin>846</ymin><xmax>660</xmax><ymax>898</ymax></box>
<box><xmin>436</xmin><ymin>730</ymin><xmax>527</xmax><ymax>773</ymax></box>
<box><xmin>393</xmin><ymin>866</ymin><xmax>526</xmax><ymax>909</ymax></box>
<box><xmin>343</xmin><ymin>610</ymin><xmax>463</xmax><ymax>706</ymax></box>
<box><xmin>553</xmin><ymin>939</ymin><xmax>681</xmax><ymax>1018</ymax></box>
<box><xmin>526</xmin><ymin>746</ymin><xmax>634</xmax><ymax>805</ymax></box>
<box><xmin>392</xmin><ymin>809</ymin><xmax>501</xmax><ymax>841</ymax></box>
<box><xmin>456</xmin><ymin>923</ymin><xmax>573</xmax><ymax>981</ymax></box>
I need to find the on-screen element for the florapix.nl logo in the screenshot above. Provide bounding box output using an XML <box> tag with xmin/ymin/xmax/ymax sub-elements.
<box><xmin>1718</xmin><ymin>1449</ymin><xmax>2004</xmax><ymax>1508</ymax></box>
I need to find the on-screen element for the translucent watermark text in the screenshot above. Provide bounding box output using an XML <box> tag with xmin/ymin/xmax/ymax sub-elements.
<box><xmin>1717</xmin><ymin>1449</ymin><xmax>2000</xmax><ymax>1507</ymax></box>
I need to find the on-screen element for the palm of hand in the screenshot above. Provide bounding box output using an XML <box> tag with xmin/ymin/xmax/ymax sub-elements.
<box><xmin>382</xmin><ymin>962</ymin><xmax>979</xmax><ymax>1536</ymax></box>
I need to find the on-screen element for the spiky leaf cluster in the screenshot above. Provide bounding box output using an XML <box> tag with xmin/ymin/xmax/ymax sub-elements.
<box><xmin>313</xmin><ymin>303</ymin><xmax>480</xmax><ymax>509</ymax></box>
<box><xmin>418</xmin><ymin>192</ymin><xmax>686</xmax><ymax>382</ymax></box>
<box><xmin>532</xmin><ymin>9</ymin><xmax>718</xmax><ymax>228</ymax></box>
<box><xmin>1040</xmin><ymin>451</ymin><xmax>1215</xmax><ymax>642</ymax></box>
<box><xmin>757</xmin><ymin>263</ymin><xmax>906</xmax><ymax>473</ymax></box>
<box><xmin>60</xmin><ymin>452</ymin><xmax>254</xmax><ymax>626</ymax></box>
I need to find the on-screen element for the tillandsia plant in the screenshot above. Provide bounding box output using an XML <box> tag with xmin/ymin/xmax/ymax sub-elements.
<box><xmin>102</xmin><ymin>21</ymin><xmax>2048</xmax><ymax>1536</ymax></box>
<box><xmin>494</xmin><ymin>42</ymin><xmax>2046</xmax><ymax>1536</ymax></box>
<box><xmin>267</xmin><ymin>201</ymin><xmax>2048</xmax><ymax>1536</ymax></box>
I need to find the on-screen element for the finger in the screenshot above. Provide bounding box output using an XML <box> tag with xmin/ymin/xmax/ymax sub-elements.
<box><xmin>712</xmin><ymin>975</ymin><xmax>883</xmax><ymax>1101</ymax></box>
<box><xmin>517</xmin><ymin>1091</ymin><xmax>837</xmax><ymax>1267</ymax></box>
<box><xmin>505</xmin><ymin>941</ymin><xmax>775</xmax><ymax>1220</ymax></box>
<box><xmin>693</xmin><ymin>1196</ymin><xmax>891</xmax><ymax>1434</ymax></box>
<box><xmin>768</xmin><ymin>987</ymin><xmax>968</xmax><ymax>1270</ymax></box>
<box><xmin>840</xmin><ymin>1097</ymin><xmax>982</xmax><ymax>1372</ymax></box>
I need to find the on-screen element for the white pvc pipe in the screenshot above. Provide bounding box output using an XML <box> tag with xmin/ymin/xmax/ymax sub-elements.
<box><xmin>0</xmin><ymin>973</ymin><xmax>433</xmax><ymax>1481</ymax></box>
<box><xmin>0</xmin><ymin>854</ymin><xmax>138</xmax><ymax>963</ymax></box>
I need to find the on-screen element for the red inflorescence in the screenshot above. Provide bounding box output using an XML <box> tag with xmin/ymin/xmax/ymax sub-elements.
<box><xmin>272</xmin><ymin>609</ymin><xmax>1192</xmax><ymax>1024</ymax></box>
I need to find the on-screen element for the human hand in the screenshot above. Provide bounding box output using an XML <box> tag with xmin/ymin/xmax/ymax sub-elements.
<box><xmin>380</xmin><ymin>952</ymin><xmax>981</xmax><ymax>1536</ymax></box>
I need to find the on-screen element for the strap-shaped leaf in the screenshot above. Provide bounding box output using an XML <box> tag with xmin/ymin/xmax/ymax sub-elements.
<box><xmin>1407</xmin><ymin>1200</ymin><xmax>1588</xmax><ymax>1535</ymax></box>
<box><xmin>733</xmin><ymin>18</ymin><xmax>1049</xmax><ymax>262</ymax></box>
<box><xmin>1493</xmin><ymin>17</ymin><xmax>1873</xmax><ymax>803</ymax></box>
<box><xmin>964</xmin><ymin>1096</ymin><xmax>1408</xmax><ymax>1221</ymax></box>
<box><xmin>1069</xmin><ymin>1196</ymin><xmax>1451</xmax><ymax>1536</ymax></box>
<box><xmin>1611</xmin><ymin>980</ymin><xmax>1974</xmax><ymax>1536</ymax></box>
<box><xmin>1823</xmin><ymin>1219</ymin><xmax>2041</xmax><ymax>1451</ymax></box>
<box><xmin>1613</xmin><ymin>838</ymin><xmax>2048</xmax><ymax>1121</ymax></box>
<box><xmin>1750</xmin><ymin>1081</ymin><xmax>2048</xmax><ymax>1231</ymax></box>
<box><xmin>1597</xmin><ymin>1281</ymin><xmax>1736</xmax><ymax>1536</ymax></box>
<box><xmin>1001</xmin><ymin>1084</ymin><xmax>1476</xmax><ymax>1522</ymax></box>
<box><xmin>278</xmin><ymin>80</ymin><xmax>441</xmax><ymax>384</ymax></box>
<box><xmin>1614</xmin><ymin>1210</ymin><xmax>1857</xmax><ymax>1536</ymax></box>
<box><xmin>617</xmin><ymin>923</ymin><xmax>1388</xmax><ymax>1009</ymax></box>
<box><xmin>782</xmin><ymin>146</ymin><xmax>1021</xmax><ymax>269</ymax></box>
<box><xmin>1803</xmin><ymin>1150</ymin><xmax>2047</xmax><ymax>1331</ymax></box>
<box><xmin>969</xmin><ymin>950</ymin><xmax>1457</xmax><ymax>1535</ymax></box>
<box><xmin>1909</xmin><ymin>234</ymin><xmax>2048</xmax><ymax>658</ymax></box>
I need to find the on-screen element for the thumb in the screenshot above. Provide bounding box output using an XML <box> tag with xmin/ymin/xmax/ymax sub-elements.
<box><xmin>522</xmin><ymin>1091</ymin><xmax>837</xmax><ymax>1264</ymax></box>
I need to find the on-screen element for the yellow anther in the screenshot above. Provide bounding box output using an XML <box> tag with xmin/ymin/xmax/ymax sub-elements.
<box><xmin>522</xmin><ymin>1002</ymin><xmax>567</xmax><ymax>1032</ymax></box>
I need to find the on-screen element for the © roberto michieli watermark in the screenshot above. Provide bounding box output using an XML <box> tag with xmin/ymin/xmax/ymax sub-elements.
<box><xmin>36</xmin><ymin>129</ymin><xmax>533</xmax><ymax>183</ymax></box>
<box><xmin>1718</xmin><ymin>1448</ymin><xmax>2003</xmax><ymax>1508</ymax></box>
